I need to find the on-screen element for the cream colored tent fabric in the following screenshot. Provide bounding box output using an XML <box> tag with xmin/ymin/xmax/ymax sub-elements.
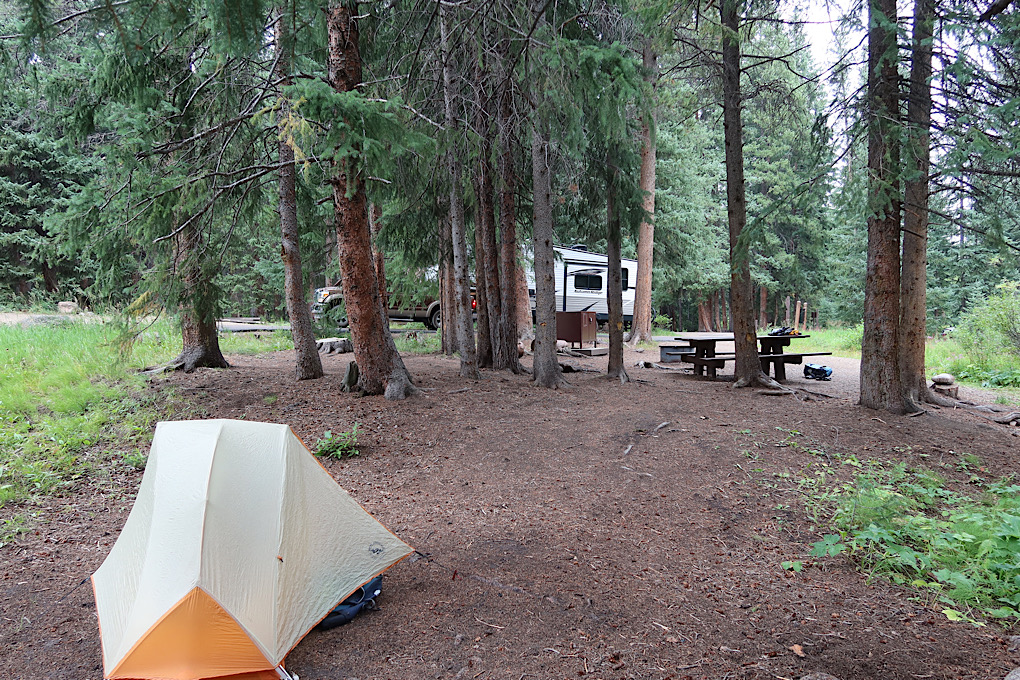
<box><xmin>92</xmin><ymin>419</ymin><xmax>413</xmax><ymax>680</ymax></box>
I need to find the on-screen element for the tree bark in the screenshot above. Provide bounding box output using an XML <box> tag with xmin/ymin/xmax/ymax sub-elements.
<box><xmin>474</xmin><ymin>211</ymin><xmax>493</xmax><ymax>368</ymax></box>
<box><xmin>440</xmin><ymin>0</ymin><xmax>478</xmax><ymax>379</ymax></box>
<box><xmin>370</xmin><ymin>203</ymin><xmax>388</xmax><ymax>319</ymax></box>
<box><xmin>860</xmin><ymin>0</ymin><xmax>904</xmax><ymax>412</ymax></box>
<box><xmin>698</xmin><ymin>299</ymin><xmax>712</xmax><ymax>332</ymax></box>
<box><xmin>531</xmin><ymin>126</ymin><xmax>566</xmax><ymax>388</ymax></box>
<box><xmin>172</xmin><ymin>216</ymin><xmax>229</xmax><ymax>372</ymax></box>
<box><xmin>900</xmin><ymin>0</ymin><xmax>935</xmax><ymax>410</ymax></box>
<box><xmin>720</xmin><ymin>0</ymin><xmax>773</xmax><ymax>388</ymax></box>
<box><xmin>497</xmin><ymin>84</ymin><xmax>524</xmax><ymax>371</ymax></box>
<box><xmin>515</xmin><ymin>250</ymin><xmax>534</xmax><ymax>343</ymax></box>
<box><xmin>626</xmin><ymin>41</ymin><xmax>658</xmax><ymax>347</ymax></box>
<box><xmin>277</xmin><ymin>12</ymin><xmax>323</xmax><ymax>381</ymax></box>
<box><xmin>758</xmin><ymin>285</ymin><xmax>767</xmax><ymax>329</ymax></box>
<box><xmin>440</xmin><ymin>216</ymin><xmax>454</xmax><ymax>354</ymax></box>
<box><xmin>606</xmin><ymin>148</ymin><xmax>629</xmax><ymax>383</ymax></box>
<box><xmin>474</xmin><ymin>61</ymin><xmax>503</xmax><ymax>370</ymax></box>
<box><xmin>326</xmin><ymin>0</ymin><xmax>414</xmax><ymax>399</ymax></box>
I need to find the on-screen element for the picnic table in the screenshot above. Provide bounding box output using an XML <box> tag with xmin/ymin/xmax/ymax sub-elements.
<box><xmin>671</xmin><ymin>332</ymin><xmax>831</xmax><ymax>381</ymax></box>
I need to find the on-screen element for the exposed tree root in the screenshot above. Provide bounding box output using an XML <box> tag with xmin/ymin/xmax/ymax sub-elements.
<box><xmin>607</xmin><ymin>365</ymin><xmax>631</xmax><ymax>384</ymax></box>
<box><xmin>732</xmin><ymin>371</ymin><xmax>783</xmax><ymax>391</ymax></box>
<box><xmin>973</xmin><ymin>410</ymin><xmax>1020</xmax><ymax>425</ymax></box>
<box><xmin>383</xmin><ymin>365</ymin><xmax>419</xmax><ymax>401</ymax></box>
<box><xmin>920</xmin><ymin>388</ymin><xmax>1020</xmax><ymax>426</ymax></box>
<box><xmin>169</xmin><ymin>352</ymin><xmax>230</xmax><ymax>374</ymax></box>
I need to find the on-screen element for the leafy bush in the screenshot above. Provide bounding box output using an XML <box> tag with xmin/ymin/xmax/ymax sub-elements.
<box><xmin>955</xmin><ymin>365</ymin><xmax>1020</xmax><ymax>388</ymax></box>
<box><xmin>810</xmin><ymin>468</ymin><xmax>1020</xmax><ymax>625</ymax></box>
<box><xmin>315</xmin><ymin>425</ymin><xmax>360</xmax><ymax>458</ymax></box>
<box><xmin>653</xmin><ymin>313</ymin><xmax>673</xmax><ymax>331</ymax></box>
<box><xmin>959</xmin><ymin>282</ymin><xmax>1020</xmax><ymax>361</ymax></box>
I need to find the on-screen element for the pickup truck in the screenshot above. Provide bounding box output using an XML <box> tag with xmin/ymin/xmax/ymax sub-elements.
<box><xmin>311</xmin><ymin>286</ymin><xmax>475</xmax><ymax>330</ymax></box>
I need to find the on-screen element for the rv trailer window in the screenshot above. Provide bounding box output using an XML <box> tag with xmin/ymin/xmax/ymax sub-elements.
<box><xmin>574</xmin><ymin>274</ymin><xmax>602</xmax><ymax>291</ymax></box>
<box><xmin>621</xmin><ymin>268</ymin><xmax>629</xmax><ymax>291</ymax></box>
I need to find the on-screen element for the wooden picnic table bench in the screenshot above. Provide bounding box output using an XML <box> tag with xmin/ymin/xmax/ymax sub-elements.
<box><xmin>672</xmin><ymin>332</ymin><xmax>831</xmax><ymax>381</ymax></box>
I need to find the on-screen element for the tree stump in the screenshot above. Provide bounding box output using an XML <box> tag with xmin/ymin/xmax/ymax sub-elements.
<box><xmin>316</xmin><ymin>337</ymin><xmax>353</xmax><ymax>354</ymax></box>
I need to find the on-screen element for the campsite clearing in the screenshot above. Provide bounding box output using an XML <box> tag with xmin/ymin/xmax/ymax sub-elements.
<box><xmin>2</xmin><ymin>346</ymin><xmax>1019</xmax><ymax>680</ymax></box>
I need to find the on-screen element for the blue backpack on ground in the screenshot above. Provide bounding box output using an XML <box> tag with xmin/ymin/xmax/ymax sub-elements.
<box><xmin>316</xmin><ymin>574</ymin><xmax>383</xmax><ymax>630</ymax></box>
<box><xmin>804</xmin><ymin>363</ymin><xmax>833</xmax><ymax>381</ymax></box>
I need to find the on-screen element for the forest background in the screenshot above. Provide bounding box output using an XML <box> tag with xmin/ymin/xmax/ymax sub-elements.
<box><xmin>1</xmin><ymin>0</ymin><xmax>1018</xmax><ymax>389</ymax></box>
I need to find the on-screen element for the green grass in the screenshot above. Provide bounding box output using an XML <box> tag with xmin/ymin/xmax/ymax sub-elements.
<box><xmin>393</xmin><ymin>329</ymin><xmax>441</xmax><ymax>354</ymax></box>
<box><xmin>795</xmin><ymin>326</ymin><xmax>1020</xmax><ymax>403</ymax></box>
<box><xmin>0</xmin><ymin>318</ymin><xmax>180</xmax><ymax>512</ymax></box>
<box><xmin>789</xmin><ymin>325</ymin><xmax>863</xmax><ymax>357</ymax></box>
<box><xmin>219</xmin><ymin>330</ymin><xmax>295</xmax><ymax>354</ymax></box>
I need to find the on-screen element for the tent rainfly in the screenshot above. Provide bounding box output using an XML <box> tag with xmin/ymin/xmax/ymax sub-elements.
<box><xmin>92</xmin><ymin>419</ymin><xmax>413</xmax><ymax>680</ymax></box>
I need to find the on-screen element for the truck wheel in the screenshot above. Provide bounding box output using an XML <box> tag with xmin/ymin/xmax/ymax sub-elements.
<box><xmin>426</xmin><ymin>307</ymin><xmax>442</xmax><ymax>331</ymax></box>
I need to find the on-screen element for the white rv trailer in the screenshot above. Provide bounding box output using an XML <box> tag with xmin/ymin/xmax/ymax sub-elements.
<box><xmin>527</xmin><ymin>245</ymin><xmax>638</xmax><ymax>324</ymax></box>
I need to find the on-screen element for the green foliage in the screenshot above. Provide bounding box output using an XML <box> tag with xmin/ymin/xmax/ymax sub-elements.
<box><xmin>219</xmin><ymin>330</ymin><xmax>295</xmax><ymax>355</ymax></box>
<box><xmin>0</xmin><ymin>318</ymin><xmax>180</xmax><ymax>507</ymax></box>
<box><xmin>393</xmin><ymin>329</ymin><xmax>440</xmax><ymax>354</ymax></box>
<box><xmin>792</xmin><ymin>325</ymin><xmax>863</xmax><ymax>356</ymax></box>
<box><xmin>314</xmin><ymin>424</ymin><xmax>360</xmax><ymax>459</ymax></box>
<box><xmin>958</xmin><ymin>282</ymin><xmax>1020</xmax><ymax>360</ymax></box>
<box><xmin>809</xmin><ymin>465</ymin><xmax>1020</xmax><ymax>625</ymax></box>
<box><xmin>955</xmin><ymin>366</ymin><xmax>1020</xmax><ymax>388</ymax></box>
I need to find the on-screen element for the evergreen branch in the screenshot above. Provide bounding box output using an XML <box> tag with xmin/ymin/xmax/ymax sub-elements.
<box><xmin>958</xmin><ymin>166</ymin><xmax>1020</xmax><ymax>179</ymax></box>
<box><xmin>366</xmin><ymin>98</ymin><xmax>445</xmax><ymax>130</ymax></box>
<box><xmin>146</xmin><ymin>113</ymin><xmax>261</xmax><ymax>157</ymax></box>
<box><xmin>924</xmin><ymin>204</ymin><xmax>1020</xmax><ymax>254</ymax></box>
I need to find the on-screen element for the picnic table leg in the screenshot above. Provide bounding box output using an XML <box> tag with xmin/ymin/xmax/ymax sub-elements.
<box><xmin>774</xmin><ymin>360</ymin><xmax>787</xmax><ymax>382</ymax></box>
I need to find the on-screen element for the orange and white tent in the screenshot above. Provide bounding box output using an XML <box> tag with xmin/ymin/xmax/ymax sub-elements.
<box><xmin>92</xmin><ymin>419</ymin><xmax>412</xmax><ymax>680</ymax></box>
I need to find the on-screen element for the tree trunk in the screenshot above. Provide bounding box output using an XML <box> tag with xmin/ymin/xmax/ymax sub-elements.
<box><xmin>784</xmin><ymin>295</ymin><xmax>791</xmax><ymax>325</ymax></box>
<box><xmin>326</xmin><ymin>0</ymin><xmax>414</xmax><ymax>399</ymax></box>
<box><xmin>758</xmin><ymin>285</ymin><xmax>767</xmax><ymax>329</ymax></box>
<box><xmin>698</xmin><ymin>299</ymin><xmax>712</xmax><ymax>332</ymax></box>
<box><xmin>793</xmin><ymin>300</ymin><xmax>802</xmax><ymax>333</ymax></box>
<box><xmin>606</xmin><ymin>148</ymin><xmax>629</xmax><ymax>382</ymax></box>
<box><xmin>277</xmin><ymin>12</ymin><xmax>323</xmax><ymax>381</ymax></box>
<box><xmin>497</xmin><ymin>84</ymin><xmax>524</xmax><ymax>371</ymax></box>
<box><xmin>860</xmin><ymin>0</ymin><xmax>904</xmax><ymax>412</ymax></box>
<box><xmin>475</xmin><ymin>61</ymin><xmax>504</xmax><ymax>370</ymax></box>
<box><xmin>172</xmin><ymin>216</ymin><xmax>229</xmax><ymax>372</ymax></box>
<box><xmin>41</xmin><ymin>261</ymin><xmax>59</xmax><ymax>294</ymax></box>
<box><xmin>474</xmin><ymin>212</ymin><xmax>493</xmax><ymax>368</ymax></box>
<box><xmin>440</xmin><ymin>0</ymin><xmax>478</xmax><ymax>379</ymax></box>
<box><xmin>440</xmin><ymin>216</ymin><xmax>454</xmax><ymax>354</ymax></box>
<box><xmin>720</xmin><ymin>0</ymin><xmax>772</xmax><ymax>388</ymax></box>
<box><xmin>515</xmin><ymin>251</ymin><xmax>534</xmax><ymax>343</ymax></box>
<box><xmin>370</xmin><ymin>203</ymin><xmax>388</xmax><ymax>319</ymax></box>
<box><xmin>530</xmin><ymin>126</ymin><xmax>565</xmax><ymax>388</ymax></box>
<box><xmin>713</xmin><ymin>291</ymin><xmax>721</xmax><ymax>332</ymax></box>
<box><xmin>626</xmin><ymin>41</ymin><xmax>658</xmax><ymax>348</ymax></box>
<box><xmin>900</xmin><ymin>0</ymin><xmax>935</xmax><ymax>410</ymax></box>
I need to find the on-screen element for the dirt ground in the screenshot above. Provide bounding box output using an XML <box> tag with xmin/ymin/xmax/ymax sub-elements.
<box><xmin>3</xmin><ymin>343</ymin><xmax>1020</xmax><ymax>680</ymax></box>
